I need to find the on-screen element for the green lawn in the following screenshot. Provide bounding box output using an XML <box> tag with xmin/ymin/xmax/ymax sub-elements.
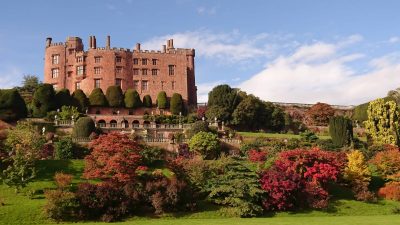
<box><xmin>238</xmin><ymin>132</ymin><xmax>331</xmax><ymax>140</ymax></box>
<box><xmin>1</xmin><ymin>160</ymin><xmax>400</xmax><ymax>225</ymax></box>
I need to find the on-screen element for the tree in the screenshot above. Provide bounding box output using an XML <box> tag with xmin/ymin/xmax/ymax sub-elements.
<box><xmin>170</xmin><ymin>93</ymin><xmax>183</xmax><ymax>115</ymax></box>
<box><xmin>0</xmin><ymin>89</ymin><xmax>27</xmax><ymax>121</ymax></box>
<box><xmin>186</xmin><ymin>121</ymin><xmax>209</xmax><ymax>138</ymax></box>
<box><xmin>84</xmin><ymin>132</ymin><xmax>142</xmax><ymax>183</ymax></box>
<box><xmin>306</xmin><ymin>102</ymin><xmax>335</xmax><ymax>126</ymax></box>
<box><xmin>72</xmin><ymin>89</ymin><xmax>89</xmax><ymax>112</ymax></box>
<box><xmin>106</xmin><ymin>86</ymin><xmax>124</xmax><ymax>107</ymax></box>
<box><xmin>269</xmin><ymin>106</ymin><xmax>285</xmax><ymax>132</ymax></box>
<box><xmin>364</xmin><ymin>98</ymin><xmax>399</xmax><ymax>145</ymax></box>
<box><xmin>21</xmin><ymin>75</ymin><xmax>40</xmax><ymax>92</ymax></box>
<box><xmin>329</xmin><ymin>116</ymin><xmax>353</xmax><ymax>147</ymax></box>
<box><xmin>207</xmin><ymin>84</ymin><xmax>241</xmax><ymax>123</ymax></box>
<box><xmin>143</xmin><ymin>95</ymin><xmax>152</xmax><ymax>108</ymax></box>
<box><xmin>72</xmin><ymin>117</ymin><xmax>95</xmax><ymax>138</ymax></box>
<box><xmin>157</xmin><ymin>91</ymin><xmax>168</xmax><ymax>109</ymax></box>
<box><xmin>189</xmin><ymin>132</ymin><xmax>220</xmax><ymax>159</ymax></box>
<box><xmin>58</xmin><ymin>105</ymin><xmax>80</xmax><ymax>121</ymax></box>
<box><xmin>54</xmin><ymin>138</ymin><xmax>74</xmax><ymax>160</ymax></box>
<box><xmin>31</xmin><ymin>83</ymin><xmax>56</xmax><ymax>117</ymax></box>
<box><xmin>89</xmin><ymin>88</ymin><xmax>108</xmax><ymax>106</ymax></box>
<box><xmin>124</xmin><ymin>89</ymin><xmax>142</xmax><ymax>109</ymax></box>
<box><xmin>232</xmin><ymin>95</ymin><xmax>267</xmax><ymax>130</ymax></box>
<box><xmin>55</xmin><ymin>89</ymin><xmax>73</xmax><ymax>108</ymax></box>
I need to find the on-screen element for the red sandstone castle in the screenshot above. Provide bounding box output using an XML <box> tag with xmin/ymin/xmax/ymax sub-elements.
<box><xmin>44</xmin><ymin>36</ymin><xmax>197</xmax><ymax>106</ymax></box>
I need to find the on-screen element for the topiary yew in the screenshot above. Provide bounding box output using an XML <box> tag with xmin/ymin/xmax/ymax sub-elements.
<box><xmin>329</xmin><ymin>116</ymin><xmax>353</xmax><ymax>147</ymax></box>
<box><xmin>0</xmin><ymin>89</ymin><xmax>27</xmax><ymax>121</ymax></box>
<box><xmin>170</xmin><ymin>93</ymin><xmax>183</xmax><ymax>115</ymax></box>
<box><xmin>124</xmin><ymin>89</ymin><xmax>142</xmax><ymax>108</ymax></box>
<box><xmin>72</xmin><ymin>117</ymin><xmax>95</xmax><ymax>138</ymax></box>
<box><xmin>72</xmin><ymin>89</ymin><xmax>89</xmax><ymax>112</ymax></box>
<box><xmin>89</xmin><ymin>88</ymin><xmax>108</xmax><ymax>106</ymax></box>
<box><xmin>32</xmin><ymin>83</ymin><xmax>57</xmax><ymax>117</ymax></box>
<box><xmin>143</xmin><ymin>95</ymin><xmax>152</xmax><ymax>108</ymax></box>
<box><xmin>106</xmin><ymin>86</ymin><xmax>124</xmax><ymax>107</ymax></box>
<box><xmin>157</xmin><ymin>91</ymin><xmax>168</xmax><ymax>109</ymax></box>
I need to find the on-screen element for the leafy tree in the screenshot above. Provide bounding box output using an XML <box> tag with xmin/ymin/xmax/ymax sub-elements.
<box><xmin>88</xmin><ymin>88</ymin><xmax>108</xmax><ymax>106</ymax></box>
<box><xmin>208</xmin><ymin>159</ymin><xmax>264</xmax><ymax>217</ymax></box>
<box><xmin>55</xmin><ymin>89</ymin><xmax>73</xmax><ymax>108</ymax></box>
<box><xmin>106</xmin><ymin>86</ymin><xmax>124</xmax><ymax>107</ymax></box>
<box><xmin>72</xmin><ymin>117</ymin><xmax>95</xmax><ymax>138</ymax></box>
<box><xmin>189</xmin><ymin>132</ymin><xmax>220</xmax><ymax>159</ymax></box>
<box><xmin>54</xmin><ymin>138</ymin><xmax>74</xmax><ymax>160</ymax></box>
<box><xmin>31</xmin><ymin>83</ymin><xmax>56</xmax><ymax>117</ymax></box>
<box><xmin>329</xmin><ymin>116</ymin><xmax>353</xmax><ymax>147</ymax></box>
<box><xmin>364</xmin><ymin>98</ymin><xmax>399</xmax><ymax>145</ymax></box>
<box><xmin>269</xmin><ymin>106</ymin><xmax>285</xmax><ymax>132</ymax></box>
<box><xmin>306</xmin><ymin>102</ymin><xmax>335</xmax><ymax>126</ymax></box>
<box><xmin>124</xmin><ymin>89</ymin><xmax>142</xmax><ymax>108</ymax></box>
<box><xmin>72</xmin><ymin>89</ymin><xmax>89</xmax><ymax>112</ymax></box>
<box><xmin>156</xmin><ymin>91</ymin><xmax>168</xmax><ymax>109</ymax></box>
<box><xmin>58</xmin><ymin>105</ymin><xmax>80</xmax><ymax>121</ymax></box>
<box><xmin>232</xmin><ymin>95</ymin><xmax>267</xmax><ymax>130</ymax></box>
<box><xmin>0</xmin><ymin>89</ymin><xmax>27</xmax><ymax>121</ymax></box>
<box><xmin>143</xmin><ymin>95</ymin><xmax>152</xmax><ymax>108</ymax></box>
<box><xmin>84</xmin><ymin>132</ymin><xmax>142</xmax><ymax>183</ymax></box>
<box><xmin>186</xmin><ymin>121</ymin><xmax>209</xmax><ymax>138</ymax></box>
<box><xmin>21</xmin><ymin>75</ymin><xmax>40</xmax><ymax>92</ymax></box>
<box><xmin>207</xmin><ymin>84</ymin><xmax>241</xmax><ymax>123</ymax></box>
<box><xmin>170</xmin><ymin>93</ymin><xmax>183</xmax><ymax>115</ymax></box>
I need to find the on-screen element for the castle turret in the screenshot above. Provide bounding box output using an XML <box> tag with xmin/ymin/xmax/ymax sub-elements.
<box><xmin>46</xmin><ymin>37</ymin><xmax>52</xmax><ymax>47</ymax></box>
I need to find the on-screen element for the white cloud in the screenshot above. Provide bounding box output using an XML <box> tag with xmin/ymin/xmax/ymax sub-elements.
<box><xmin>141</xmin><ymin>30</ymin><xmax>272</xmax><ymax>64</ymax></box>
<box><xmin>0</xmin><ymin>67</ymin><xmax>22</xmax><ymax>88</ymax></box>
<box><xmin>239</xmin><ymin>37</ymin><xmax>400</xmax><ymax>105</ymax></box>
<box><xmin>196</xmin><ymin>80</ymin><xmax>225</xmax><ymax>103</ymax></box>
<box><xmin>197</xmin><ymin>6</ymin><xmax>217</xmax><ymax>15</ymax></box>
<box><xmin>389</xmin><ymin>36</ymin><xmax>400</xmax><ymax>43</ymax></box>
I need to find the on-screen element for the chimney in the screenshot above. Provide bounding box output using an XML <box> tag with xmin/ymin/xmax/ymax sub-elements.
<box><xmin>167</xmin><ymin>39</ymin><xmax>171</xmax><ymax>49</ymax></box>
<box><xmin>106</xmin><ymin>35</ymin><xmax>110</xmax><ymax>49</ymax></box>
<box><xmin>170</xmin><ymin>39</ymin><xmax>174</xmax><ymax>49</ymax></box>
<box><xmin>162</xmin><ymin>45</ymin><xmax>166</xmax><ymax>53</ymax></box>
<box><xmin>46</xmin><ymin>37</ymin><xmax>52</xmax><ymax>47</ymax></box>
<box><xmin>93</xmin><ymin>36</ymin><xmax>97</xmax><ymax>49</ymax></box>
<box><xmin>89</xmin><ymin>36</ymin><xmax>93</xmax><ymax>48</ymax></box>
<box><xmin>136</xmin><ymin>43</ymin><xmax>141</xmax><ymax>51</ymax></box>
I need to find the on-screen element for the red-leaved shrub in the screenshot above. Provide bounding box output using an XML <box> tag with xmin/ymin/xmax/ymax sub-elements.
<box><xmin>378</xmin><ymin>181</ymin><xmax>400</xmax><ymax>201</ymax></box>
<box><xmin>370</xmin><ymin>148</ymin><xmax>400</xmax><ymax>178</ymax></box>
<box><xmin>248</xmin><ymin>149</ymin><xmax>267</xmax><ymax>163</ymax></box>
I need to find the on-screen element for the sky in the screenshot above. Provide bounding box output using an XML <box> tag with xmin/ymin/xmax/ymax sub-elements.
<box><xmin>1</xmin><ymin>0</ymin><xmax>400</xmax><ymax>105</ymax></box>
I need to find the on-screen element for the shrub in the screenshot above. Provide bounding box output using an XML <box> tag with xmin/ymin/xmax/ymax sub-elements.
<box><xmin>189</xmin><ymin>132</ymin><xmax>220</xmax><ymax>159</ymax></box>
<box><xmin>88</xmin><ymin>88</ymin><xmax>108</xmax><ymax>106</ymax></box>
<box><xmin>54</xmin><ymin>172</ymin><xmax>73</xmax><ymax>189</ymax></box>
<box><xmin>156</xmin><ymin>91</ymin><xmax>168</xmax><ymax>109</ymax></box>
<box><xmin>329</xmin><ymin>116</ymin><xmax>353</xmax><ymax>147</ymax></box>
<box><xmin>106</xmin><ymin>86</ymin><xmax>124</xmax><ymax>107</ymax></box>
<box><xmin>40</xmin><ymin>143</ymin><xmax>54</xmax><ymax>159</ymax></box>
<box><xmin>248</xmin><ymin>149</ymin><xmax>267</xmax><ymax>163</ymax></box>
<box><xmin>58</xmin><ymin>105</ymin><xmax>80</xmax><ymax>121</ymax></box>
<box><xmin>31</xmin><ymin>83</ymin><xmax>56</xmax><ymax>117</ymax></box>
<box><xmin>44</xmin><ymin>189</ymin><xmax>77</xmax><ymax>222</ymax></box>
<box><xmin>140</xmin><ymin>146</ymin><xmax>164</xmax><ymax>166</ymax></box>
<box><xmin>378</xmin><ymin>182</ymin><xmax>400</xmax><ymax>201</ymax></box>
<box><xmin>71</xmin><ymin>89</ymin><xmax>89</xmax><ymax>112</ymax></box>
<box><xmin>142</xmin><ymin>95</ymin><xmax>152</xmax><ymax>108</ymax></box>
<box><xmin>54</xmin><ymin>138</ymin><xmax>74</xmax><ymax>160</ymax></box>
<box><xmin>306</xmin><ymin>102</ymin><xmax>334</xmax><ymax>126</ymax></box>
<box><xmin>72</xmin><ymin>117</ymin><xmax>95</xmax><ymax>138</ymax></box>
<box><xmin>124</xmin><ymin>89</ymin><xmax>142</xmax><ymax>109</ymax></box>
<box><xmin>186</xmin><ymin>121</ymin><xmax>209</xmax><ymax>138</ymax></box>
<box><xmin>55</xmin><ymin>89</ymin><xmax>73</xmax><ymax>108</ymax></box>
<box><xmin>170</xmin><ymin>93</ymin><xmax>183</xmax><ymax>115</ymax></box>
<box><xmin>300</xmin><ymin>130</ymin><xmax>318</xmax><ymax>143</ymax></box>
<box><xmin>0</xmin><ymin>89</ymin><xmax>27</xmax><ymax>121</ymax></box>
<box><xmin>84</xmin><ymin>133</ymin><xmax>142</xmax><ymax>183</ymax></box>
<box><xmin>370</xmin><ymin>147</ymin><xmax>400</xmax><ymax>178</ymax></box>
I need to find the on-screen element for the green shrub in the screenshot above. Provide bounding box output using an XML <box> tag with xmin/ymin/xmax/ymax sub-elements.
<box><xmin>54</xmin><ymin>138</ymin><xmax>74</xmax><ymax>160</ymax></box>
<box><xmin>72</xmin><ymin>89</ymin><xmax>89</xmax><ymax>112</ymax></box>
<box><xmin>189</xmin><ymin>131</ymin><xmax>220</xmax><ymax>159</ymax></box>
<box><xmin>143</xmin><ymin>95</ymin><xmax>152</xmax><ymax>108</ymax></box>
<box><xmin>124</xmin><ymin>89</ymin><xmax>142</xmax><ymax>108</ymax></box>
<box><xmin>300</xmin><ymin>130</ymin><xmax>319</xmax><ymax>143</ymax></box>
<box><xmin>170</xmin><ymin>93</ymin><xmax>183</xmax><ymax>115</ymax></box>
<box><xmin>55</xmin><ymin>89</ymin><xmax>73</xmax><ymax>108</ymax></box>
<box><xmin>72</xmin><ymin>117</ymin><xmax>95</xmax><ymax>138</ymax></box>
<box><xmin>157</xmin><ymin>91</ymin><xmax>168</xmax><ymax>109</ymax></box>
<box><xmin>186</xmin><ymin>121</ymin><xmax>209</xmax><ymax>138</ymax></box>
<box><xmin>32</xmin><ymin>84</ymin><xmax>56</xmax><ymax>117</ymax></box>
<box><xmin>89</xmin><ymin>88</ymin><xmax>108</xmax><ymax>106</ymax></box>
<box><xmin>58</xmin><ymin>106</ymin><xmax>80</xmax><ymax>121</ymax></box>
<box><xmin>106</xmin><ymin>86</ymin><xmax>124</xmax><ymax>107</ymax></box>
<box><xmin>0</xmin><ymin>89</ymin><xmax>27</xmax><ymax>121</ymax></box>
<box><xmin>329</xmin><ymin>116</ymin><xmax>353</xmax><ymax>147</ymax></box>
<box><xmin>140</xmin><ymin>146</ymin><xmax>164</xmax><ymax>166</ymax></box>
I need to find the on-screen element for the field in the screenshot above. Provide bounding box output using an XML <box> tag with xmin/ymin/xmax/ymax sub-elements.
<box><xmin>1</xmin><ymin>160</ymin><xmax>400</xmax><ymax>225</ymax></box>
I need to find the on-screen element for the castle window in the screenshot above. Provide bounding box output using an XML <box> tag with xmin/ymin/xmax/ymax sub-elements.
<box><xmin>142</xmin><ymin>58</ymin><xmax>147</xmax><ymax>65</ymax></box>
<box><xmin>75</xmin><ymin>82</ymin><xmax>81</xmax><ymax>90</ymax></box>
<box><xmin>77</xmin><ymin>66</ymin><xmax>85</xmax><ymax>76</ymax></box>
<box><xmin>142</xmin><ymin>80</ymin><xmax>148</xmax><ymax>90</ymax></box>
<box><xmin>52</xmin><ymin>55</ymin><xmax>59</xmax><ymax>64</ymax></box>
<box><xmin>142</xmin><ymin>69</ymin><xmax>147</xmax><ymax>75</ymax></box>
<box><xmin>68</xmin><ymin>49</ymin><xmax>74</xmax><ymax>55</ymax></box>
<box><xmin>172</xmin><ymin>81</ymin><xmax>176</xmax><ymax>90</ymax></box>
<box><xmin>133</xmin><ymin>68</ymin><xmax>139</xmax><ymax>75</ymax></box>
<box><xmin>168</xmin><ymin>65</ymin><xmax>175</xmax><ymax>75</ymax></box>
<box><xmin>115</xmin><ymin>79</ymin><xmax>122</xmax><ymax>87</ymax></box>
<box><xmin>94</xmin><ymin>79</ymin><xmax>101</xmax><ymax>88</ymax></box>
<box><xmin>152</xmin><ymin>69</ymin><xmax>158</xmax><ymax>75</ymax></box>
<box><xmin>94</xmin><ymin>67</ymin><xmax>102</xmax><ymax>74</ymax></box>
<box><xmin>51</xmin><ymin>68</ymin><xmax>59</xmax><ymax>78</ymax></box>
<box><xmin>76</xmin><ymin>56</ymin><xmax>83</xmax><ymax>63</ymax></box>
<box><xmin>116</xmin><ymin>66</ymin><xmax>123</xmax><ymax>74</ymax></box>
<box><xmin>95</xmin><ymin>56</ymin><xmax>102</xmax><ymax>63</ymax></box>
<box><xmin>152</xmin><ymin>59</ymin><xmax>157</xmax><ymax>65</ymax></box>
<box><xmin>133</xmin><ymin>58</ymin><xmax>139</xmax><ymax>65</ymax></box>
<box><xmin>133</xmin><ymin>80</ymin><xmax>139</xmax><ymax>89</ymax></box>
<box><xmin>116</xmin><ymin>56</ymin><xmax>122</xmax><ymax>63</ymax></box>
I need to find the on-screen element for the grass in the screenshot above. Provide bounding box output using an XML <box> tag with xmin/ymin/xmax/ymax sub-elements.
<box><xmin>238</xmin><ymin>132</ymin><xmax>331</xmax><ymax>140</ymax></box>
<box><xmin>1</xmin><ymin>159</ymin><xmax>400</xmax><ymax>225</ymax></box>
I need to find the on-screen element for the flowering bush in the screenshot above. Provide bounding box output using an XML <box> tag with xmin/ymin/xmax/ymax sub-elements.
<box><xmin>378</xmin><ymin>181</ymin><xmax>400</xmax><ymax>201</ymax></box>
<box><xmin>248</xmin><ymin>149</ymin><xmax>267</xmax><ymax>163</ymax></box>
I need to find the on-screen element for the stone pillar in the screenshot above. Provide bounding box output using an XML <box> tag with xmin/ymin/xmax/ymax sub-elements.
<box><xmin>106</xmin><ymin>35</ymin><xmax>110</xmax><ymax>49</ymax></box>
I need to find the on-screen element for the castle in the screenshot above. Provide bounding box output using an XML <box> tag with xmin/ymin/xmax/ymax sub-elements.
<box><xmin>44</xmin><ymin>36</ymin><xmax>197</xmax><ymax>106</ymax></box>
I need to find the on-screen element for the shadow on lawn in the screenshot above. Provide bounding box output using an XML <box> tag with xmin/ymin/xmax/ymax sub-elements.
<box><xmin>34</xmin><ymin>160</ymin><xmax>83</xmax><ymax>181</ymax></box>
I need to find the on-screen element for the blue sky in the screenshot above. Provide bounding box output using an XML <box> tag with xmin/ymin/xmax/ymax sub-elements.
<box><xmin>1</xmin><ymin>0</ymin><xmax>400</xmax><ymax>105</ymax></box>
